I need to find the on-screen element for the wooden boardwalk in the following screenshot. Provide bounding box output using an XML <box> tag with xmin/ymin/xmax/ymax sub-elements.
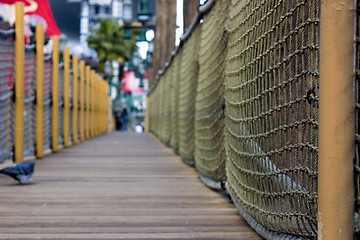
<box><xmin>0</xmin><ymin>132</ymin><xmax>261</xmax><ymax>240</ymax></box>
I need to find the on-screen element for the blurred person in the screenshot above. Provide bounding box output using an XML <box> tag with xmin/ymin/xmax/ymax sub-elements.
<box><xmin>121</xmin><ymin>104</ymin><xmax>128</xmax><ymax>131</ymax></box>
<box><xmin>113</xmin><ymin>107</ymin><xmax>122</xmax><ymax>131</ymax></box>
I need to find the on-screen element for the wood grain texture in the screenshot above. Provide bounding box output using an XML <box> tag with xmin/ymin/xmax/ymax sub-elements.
<box><xmin>0</xmin><ymin>132</ymin><xmax>262</xmax><ymax>240</ymax></box>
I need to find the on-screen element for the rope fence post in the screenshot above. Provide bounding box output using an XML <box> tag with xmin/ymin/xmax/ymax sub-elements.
<box><xmin>35</xmin><ymin>23</ymin><xmax>44</xmax><ymax>158</ymax></box>
<box><xmin>51</xmin><ymin>36</ymin><xmax>59</xmax><ymax>152</ymax></box>
<box><xmin>63</xmin><ymin>47</ymin><xmax>70</xmax><ymax>147</ymax></box>
<box><xmin>145</xmin><ymin>97</ymin><xmax>149</xmax><ymax>133</ymax></box>
<box><xmin>85</xmin><ymin>66</ymin><xmax>90</xmax><ymax>139</ymax></box>
<box><xmin>14</xmin><ymin>2</ymin><xmax>24</xmax><ymax>163</ymax></box>
<box><xmin>72</xmin><ymin>55</ymin><xmax>78</xmax><ymax>144</ymax></box>
<box><xmin>318</xmin><ymin>0</ymin><xmax>356</xmax><ymax>239</ymax></box>
<box><xmin>79</xmin><ymin>60</ymin><xmax>85</xmax><ymax>142</ymax></box>
<box><xmin>90</xmin><ymin>70</ymin><xmax>95</xmax><ymax>137</ymax></box>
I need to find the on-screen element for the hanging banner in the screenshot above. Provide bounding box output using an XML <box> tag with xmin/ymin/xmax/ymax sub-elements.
<box><xmin>122</xmin><ymin>71</ymin><xmax>143</xmax><ymax>93</ymax></box>
<box><xmin>0</xmin><ymin>0</ymin><xmax>61</xmax><ymax>36</ymax></box>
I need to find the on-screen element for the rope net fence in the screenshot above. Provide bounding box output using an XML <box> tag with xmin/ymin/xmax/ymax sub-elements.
<box><xmin>177</xmin><ymin>25</ymin><xmax>201</xmax><ymax>166</ymax></box>
<box><xmin>58</xmin><ymin>63</ymin><xmax>64</xmax><ymax>146</ymax></box>
<box><xmin>69</xmin><ymin>66</ymin><xmax>73</xmax><ymax>144</ymax></box>
<box><xmin>43</xmin><ymin>55</ymin><xmax>52</xmax><ymax>151</ymax></box>
<box><xmin>148</xmin><ymin>0</ymin><xmax>324</xmax><ymax>238</ymax></box>
<box><xmin>25</xmin><ymin>45</ymin><xmax>36</xmax><ymax>158</ymax></box>
<box><xmin>225</xmin><ymin>0</ymin><xmax>319</xmax><ymax>238</ymax></box>
<box><xmin>195</xmin><ymin>0</ymin><xmax>228</xmax><ymax>182</ymax></box>
<box><xmin>169</xmin><ymin>51</ymin><xmax>182</xmax><ymax>152</ymax></box>
<box><xmin>0</xmin><ymin>29</ymin><xmax>14</xmax><ymax>163</ymax></box>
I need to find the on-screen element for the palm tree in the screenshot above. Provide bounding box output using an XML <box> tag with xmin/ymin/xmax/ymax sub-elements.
<box><xmin>87</xmin><ymin>19</ymin><xmax>138</xmax><ymax>72</ymax></box>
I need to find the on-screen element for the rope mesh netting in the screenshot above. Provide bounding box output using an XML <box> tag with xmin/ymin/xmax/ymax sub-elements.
<box><xmin>43</xmin><ymin>55</ymin><xmax>52</xmax><ymax>151</ymax></box>
<box><xmin>156</xmin><ymin>68</ymin><xmax>169</xmax><ymax>144</ymax></box>
<box><xmin>195</xmin><ymin>1</ymin><xmax>228</xmax><ymax>182</ymax></box>
<box><xmin>149</xmin><ymin>0</ymin><xmax>321</xmax><ymax>238</ymax></box>
<box><xmin>58</xmin><ymin>63</ymin><xmax>64</xmax><ymax>145</ymax></box>
<box><xmin>25</xmin><ymin>45</ymin><xmax>36</xmax><ymax>157</ymax></box>
<box><xmin>161</xmin><ymin>67</ymin><xmax>172</xmax><ymax>145</ymax></box>
<box><xmin>177</xmin><ymin>26</ymin><xmax>201</xmax><ymax>166</ymax></box>
<box><xmin>225</xmin><ymin>0</ymin><xmax>319</xmax><ymax>238</ymax></box>
<box><xmin>169</xmin><ymin>51</ymin><xmax>182</xmax><ymax>152</ymax></box>
<box><xmin>0</xmin><ymin>30</ymin><xmax>14</xmax><ymax>163</ymax></box>
<box><xmin>69</xmin><ymin>67</ymin><xmax>73</xmax><ymax>143</ymax></box>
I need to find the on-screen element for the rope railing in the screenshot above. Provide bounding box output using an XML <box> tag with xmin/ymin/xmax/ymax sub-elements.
<box><xmin>0</xmin><ymin>29</ymin><xmax>14</xmax><ymax>164</ymax></box>
<box><xmin>147</xmin><ymin>0</ymin><xmax>358</xmax><ymax>238</ymax></box>
<box><xmin>0</xmin><ymin>3</ymin><xmax>111</xmax><ymax>169</ymax></box>
<box><xmin>24</xmin><ymin>45</ymin><xmax>36</xmax><ymax>158</ymax></box>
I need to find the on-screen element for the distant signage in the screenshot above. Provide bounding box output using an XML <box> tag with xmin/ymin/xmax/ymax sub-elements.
<box><xmin>88</xmin><ymin>0</ymin><xmax>112</xmax><ymax>6</ymax></box>
<box><xmin>122</xmin><ymin>71</ymin><xmax>143</xmax><ymax>93</ymax></box>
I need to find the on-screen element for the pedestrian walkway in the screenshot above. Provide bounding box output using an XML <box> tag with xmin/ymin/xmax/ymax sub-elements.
<box><xmin>0</xmin><ymin>132</ymin><xmax>261</xmax><ymax>239</ymax></box>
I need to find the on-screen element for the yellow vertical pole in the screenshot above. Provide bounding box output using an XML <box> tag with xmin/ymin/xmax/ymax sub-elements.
<box><xmin>35</xmin><ymin>23</ymin><xmax>44</xmax><ymax>158</ymax></box>
<box><xmin>93</xmin><ymin>71</ymin><xmax>96</xmax><ymax>137</ymax></box>
<box><xmin>101</xmin><ymin>82</ymin><xmax>104</xmax><ymax>134</ymax></box>
<box><xmin>90</xmin><ymin>70</ymin><xmax>95</xmax><ymax>137</ymax></box>
<box><xmin>97</xmin><ymin>78</ymin><xmax>100</xmax><ymax>135</ymax></box>
<box><xmin>106</xmin><ymin>83</ymin><xmax>109</xmax><ymax>133</ymax></box>
<box><xmin>14</xmin><ymin>2</ymin><xmax>24</xmax><ymax>163</ymax></box>
<box><xmin>145</xmin><ymin>97</ymin><xmax>150</xmax><ymax>133</ymax></box>
<box><xmin>72</xmin><ymin>55</ymin><xmax>78</xmax><ymax>144</ymax></box>
<box><xmin>103</xmin><ymin>82</ymin><xmax>107</xmax><ymax>134</ymax></box>
<box><xmin>51</xmin><ymin>36</ymin><xmax>59</xmax><ymax>152</ymax></box>
<box><xmin>79</xmin><ymin>60</ymin><xmax>85</xmax><ymax>142</ymax></box>
<box><xmin>318</xmin><ymin>0</ymin><xmax>356</xmax><ymax>239</ymax></box>
<box><xmin>85</xmin><ymin>66</ymin><xmax>90</xmax><ymax>139</ymax></box>
<box><xmin>63</xmin><ymin>47</ymin><xmax>70</xmax><ymax>147</ymax></box>
<box><xmin>93</xmin><ymin>75</ymin><xmax>96</xmax><ymax>136</ymax></box>
<box><xmin>102</xmin><ymin>80</ymin><xmax>104</xmax><ymax>133</ymax></box>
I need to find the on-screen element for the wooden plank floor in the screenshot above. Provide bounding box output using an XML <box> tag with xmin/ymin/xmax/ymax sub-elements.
<box><xmin>0</xmin><ymin>132</ymin><xmax>262</xmax><ymax>240</ymax></box>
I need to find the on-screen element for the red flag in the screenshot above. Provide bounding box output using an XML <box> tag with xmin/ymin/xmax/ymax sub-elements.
<box><xmin>0</xmin><ymin>0</ymin><xmax>61</xmax><ymax>36</ymax></box>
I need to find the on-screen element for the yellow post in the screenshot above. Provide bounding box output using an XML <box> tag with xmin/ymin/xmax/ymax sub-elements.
<box><xmin>85</xmin><ymin>66</ymin><xmax>90</xmax><ymax>139</ymax></box>
<box><xmin>35</xmin><ymin>23</ymin><xmax>44</xmax><ymax>158</ymax></box>
<box><xmin>94</xmin><ymin>75</ymin><xmax>98</xmax><ymax>136</ymax></box>
<box><xmin>318</xmin><ymin>0</ymin><xmax>356</xmax><ymax>239</ymax></box>
<box><xmin>72</xmin><ymin>55</ymin><xmax>78</xmax><ymax>144</ymax></box>
<box><xmin>79</xmin><ymin>60</ymin><xmax>85</xmax><ymax>142</ymax></box>
<box><xmin>63</xmin><ymin>47</ymin><xmax>70</xmax><ymax>147</ymax></box>
<box><xmin>14</xmin><ymin>2</ymin><xmax>24</xmax><ymax>163</ymax></box>
<box><xmin>91</xmin><ymin>70</ymin><xmax>95</xmax><ymax>137</ymax></box>
<box><xmin>144</xmin><ymin>97</ymin><xmax>150</xmax><ymax>133</ymax></box>
<box><xmin>51</xmin><ymin>36</ymin><xmax>59</xmax><ymax>152</ymax></box>
<box><xmin>104</xmin><ymin>82</ymin><xmax>108</xmax><ymax>134</ymax></box>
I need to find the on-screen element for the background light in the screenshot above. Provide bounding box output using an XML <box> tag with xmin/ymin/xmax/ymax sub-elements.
<box><xmin>145</xmin><ymin>29</ymin><xmax>155</xmax><ymax>42</ymax></box>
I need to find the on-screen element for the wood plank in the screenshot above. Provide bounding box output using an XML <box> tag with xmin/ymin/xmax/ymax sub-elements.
<box><xmin>0</xmin><ymin>132</ymin><xmax>262</xmax><ymax>239</ymax></box>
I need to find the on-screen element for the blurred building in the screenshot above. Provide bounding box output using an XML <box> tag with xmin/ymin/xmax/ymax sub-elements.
<box><xmin>67</xmin><ymin>0</ymin><xmax>155</xmax><ymax>46</ymax></box>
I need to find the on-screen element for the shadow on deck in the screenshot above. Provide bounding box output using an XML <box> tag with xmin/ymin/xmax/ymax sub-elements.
<box><xmin>0</xmin><ymin>132</ymin><xmax>261</xmax><ymax>239</ymax></box>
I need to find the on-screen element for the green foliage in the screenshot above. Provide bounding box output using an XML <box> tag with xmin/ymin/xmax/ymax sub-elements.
<box><xmin>87</xmin><ymin>19</ymin><xmax>138</xmax><ymax>72</ymax></box>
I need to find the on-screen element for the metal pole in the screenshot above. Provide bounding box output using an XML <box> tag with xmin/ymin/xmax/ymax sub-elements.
<box><xmin>35</xmin><ymin>23</ymin><xmax>44</xmax><ymax>158</ymax></box>
<box><xmin>63</xmin><ymin>47</ymin><xmax>70</xmax><ymax>147</ymax></box>
<box><xmin>318</xmin><ymin>0</ymin><xmax>356</xmax><ymax>239</ymax></box>
<box><xmin>14</xmin><ymin>2</ymin><xmax>24</xmax><ymax>163</ymax></box>
<box><xmin>51</xmin><ymin>36</ymin><xmax>59</xmax><ymax>152</ymax></box>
